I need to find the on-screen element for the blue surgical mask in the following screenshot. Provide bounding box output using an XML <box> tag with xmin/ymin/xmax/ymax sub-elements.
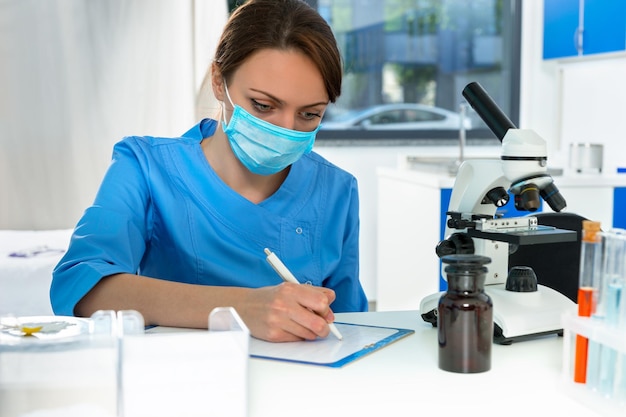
<box><xmin>220</xmin><ymin>83</ymin><xmax>320</xmax><ymax>176</ymax></box>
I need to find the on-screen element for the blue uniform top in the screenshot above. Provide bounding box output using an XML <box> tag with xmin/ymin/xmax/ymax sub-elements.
<box><xmin>50</xmin><ymin>119</ymin><xmax>368</xmax><ymax>316</ymax></box>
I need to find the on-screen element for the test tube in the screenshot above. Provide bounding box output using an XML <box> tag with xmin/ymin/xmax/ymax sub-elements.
<box><xmin>574</xmin><ymin>220</ymin><xmax>603</xmax><ymax>384</ymax></box>
<box><xmin>617</xmin><ymin>244</ymin><xmax>626</xmax><ymax>403</ymax></box>
<box><xmin>594</xmin><ymin>229</ymin><xmax>626</xmax><ymax>396</ymax></box>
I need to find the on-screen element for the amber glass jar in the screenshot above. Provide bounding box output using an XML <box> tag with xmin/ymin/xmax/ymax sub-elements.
<box><xmin>438</xmin><ymin>254</ymin><xmax>493</xmax><ymax>373</ymax></box>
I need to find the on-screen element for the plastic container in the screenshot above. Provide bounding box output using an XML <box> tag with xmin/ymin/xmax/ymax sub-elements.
<box><xmin>0</xmin><ymin>313</ymin><xmax>120</xmax><ymax>416</ymax></box>
<box><xmin>0</xmin><ymin>308</ymin><xmax>249</xmax><ymax>417</ymax></box>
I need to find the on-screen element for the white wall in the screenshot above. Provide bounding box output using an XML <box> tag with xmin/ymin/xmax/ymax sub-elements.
<box><xmin>0</xmin><ymin>0</ymin><xmax>226</xmax><ymax>230</ymax></box>
<box><xmin>520</xmin><ymin>1</ymin><xmax>626</xmax><ymax>174</ymax></box>
<box><xmin>318</xmin><ymin>0</ymin><xmax>626</xmax><ymax>303</ymax></box>
<box><xmin>313</xmin><ymin>146</ymin><xmax>398</xmax><ymax>301</ymax></box>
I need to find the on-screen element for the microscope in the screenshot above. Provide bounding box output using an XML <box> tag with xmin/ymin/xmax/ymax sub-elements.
<box><xmin>419</xmin><ymin>82</ymin><xmax>578</xmax><ymax>344</ymax></box>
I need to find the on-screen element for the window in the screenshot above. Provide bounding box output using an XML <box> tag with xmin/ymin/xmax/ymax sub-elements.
<box><xmin>310</xmin><ymin>0</ymin><xmax>521</xmax><ymax>144</ymax></box>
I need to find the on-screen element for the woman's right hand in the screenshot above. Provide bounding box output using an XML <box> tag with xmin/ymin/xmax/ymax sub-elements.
<box><xmin>241</xmin><ymin>282</ymin><xmax>337</xmax><ymax>342</ymax></box>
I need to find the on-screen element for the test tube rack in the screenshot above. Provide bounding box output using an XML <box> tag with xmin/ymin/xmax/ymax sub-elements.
<box><xmin>562</xmin><ymin>313</ymin><xmax>626</xmax><ymax>416</ymax></box>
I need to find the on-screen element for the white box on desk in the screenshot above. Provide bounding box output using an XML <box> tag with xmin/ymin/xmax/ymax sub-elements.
<box><xmin>123</xmin><ymin>308</ymin><xmax>249</xmax><ymax>417</ymax></box>
<box><xmin>0</xmin><ymin>308</ymin><xmax>249</xmax><ymax>417</ymax></box>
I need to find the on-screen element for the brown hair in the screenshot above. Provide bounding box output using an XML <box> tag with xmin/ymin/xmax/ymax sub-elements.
<box><xmin>213</xmin><ymin>0</ymin><xmax>342</xmax><ymax>103</ymax></box>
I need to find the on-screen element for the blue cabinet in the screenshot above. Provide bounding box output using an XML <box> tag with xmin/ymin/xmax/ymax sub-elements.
<box><xmin>543</xmin><ymin>0</ymin><xmax>626</xmax><ymax>59</ymax></box>
<box><xmin>543</xmin><ymin>0</ymin><xmax>580</xmax><ymax>59</ymax></box>
<box><xmin>614</xmin><ymin>187</ymin><xmax>626</xmax><ymax>229</ymax></box>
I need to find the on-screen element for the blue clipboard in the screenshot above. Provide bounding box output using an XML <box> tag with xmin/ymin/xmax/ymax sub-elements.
<box><xmin>249</xmin><ymin>322</ymin><xmax>414</xmax><ymax>368</ymax></box>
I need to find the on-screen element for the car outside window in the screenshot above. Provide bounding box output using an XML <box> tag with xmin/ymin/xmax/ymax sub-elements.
<box><xmin>371</xmin><ymin>111</ymin><xmax>401</xmax><ymax>125</ymax></box>
<box><xmin>405</xmin><ymin>109</ymin><xmax>444</xmax><ymax>123</ymax></box>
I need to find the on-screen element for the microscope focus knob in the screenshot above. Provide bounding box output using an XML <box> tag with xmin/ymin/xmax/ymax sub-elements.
<box><xmin>485</xmin><ymin>186</ymin><xmax>509</xmax><ymax>207</ymax></box>
<box><xmin>505</xmin><ymin>266</ymin><xmax>538</xmax><ymax>292</ymax></box>
<box><xmin>435</xmin><ymin>233</ymin><xmax>474</xmax><ymax>258</ymax></box>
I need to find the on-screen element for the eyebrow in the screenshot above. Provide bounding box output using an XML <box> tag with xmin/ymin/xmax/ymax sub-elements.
<box><xmin>250</xmin><ymin>88</ymin><xmax>328</xmax><ymax>108</ymax></box>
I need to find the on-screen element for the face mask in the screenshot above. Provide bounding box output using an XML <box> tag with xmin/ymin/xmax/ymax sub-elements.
<box><xmin>220</xmin><ymin>83</ymin><xmax>320</xmax><ymax>176</ymax></box>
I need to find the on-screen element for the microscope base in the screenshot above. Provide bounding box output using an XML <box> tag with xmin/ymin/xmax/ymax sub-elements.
<box><xmin>419</xmin><ymin>284</ymin><xmax>577</xmax><ymax>345</ymax></box>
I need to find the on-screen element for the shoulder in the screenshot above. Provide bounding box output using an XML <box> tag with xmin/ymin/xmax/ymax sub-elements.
<box><xmin>301</xmin><ymin>151</ymin><xmax>357</xmax><ymax>185</ymax></box>
<box><xmin>293</xmin><ymin>151</ymin><xmax>359</xmax><ymax>208</ymax></box>
<box><xmin>112</xmin><ymin>119</ymin><xmax>218</xmax><ymax>156</ymax></box>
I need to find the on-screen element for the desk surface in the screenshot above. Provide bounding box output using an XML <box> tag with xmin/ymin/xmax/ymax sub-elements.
<box><xmin>250</xmin><ymin>311</ymin><xmax>601</xmax><ymax>417</ymax></box>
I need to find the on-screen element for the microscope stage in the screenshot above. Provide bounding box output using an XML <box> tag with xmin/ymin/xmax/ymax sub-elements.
<box><xmin>467</xmin><ymin>226</ymin><xmax>577</xmax><ymax>246</ymax></box>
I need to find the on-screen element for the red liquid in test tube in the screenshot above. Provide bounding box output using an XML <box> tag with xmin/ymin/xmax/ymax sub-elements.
<box><xmin>574</xmin><ymin>220</ymin><xmax>602</xmax><ymax>384</ymax></box>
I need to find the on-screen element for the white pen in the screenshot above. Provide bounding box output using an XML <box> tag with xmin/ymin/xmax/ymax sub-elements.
<box><xmin>264</xmin><ymin>248</ymin><xmax>343</xmax><ymax>341</ymax></box>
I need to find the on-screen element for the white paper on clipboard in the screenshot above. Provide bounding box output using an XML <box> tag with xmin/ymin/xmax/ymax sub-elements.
<box><xmin>249</xmin><ymin>322</ymin><xmax>414</xmax><ymax>368</ymax></box>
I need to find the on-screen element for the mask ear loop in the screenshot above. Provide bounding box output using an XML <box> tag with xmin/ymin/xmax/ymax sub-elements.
<box><xmin>220</xmin><ymin>80</ymin><xmax>237</xmax><ymax>127</ymax></box>
<box><xmin>223</xmin><ymin>80</ymin><xmax>235</xmax><ymax>107</ymax></box>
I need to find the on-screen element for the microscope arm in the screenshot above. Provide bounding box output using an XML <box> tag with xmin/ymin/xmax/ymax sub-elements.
<box><xmin>448</xmin><ymin>160</ymin><xmax>509</xmax><ymax>216</ymax></box>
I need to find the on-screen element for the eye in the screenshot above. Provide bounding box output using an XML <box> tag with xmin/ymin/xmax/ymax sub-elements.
<box><xmin>251</xmin><ymin>99</ymin><xmax>272</xmax><ymax>113</ymax></box>
<box><xmin>300</xmin><ymin>111</ymin><xmax>322</xmax><ymax>121</ymax></box>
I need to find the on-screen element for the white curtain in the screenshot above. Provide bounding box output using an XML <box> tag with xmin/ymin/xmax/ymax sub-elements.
<box><xmin>0</xmin><ymin>0</ymin><xmax>227</xmax><ymax>230</ymax></box>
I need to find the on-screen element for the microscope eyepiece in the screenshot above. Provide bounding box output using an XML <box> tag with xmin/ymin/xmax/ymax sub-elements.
<box><xmin>462</xmin><ymin>81</ymin><xmax>516</xmax><ymax>142</ymax></box>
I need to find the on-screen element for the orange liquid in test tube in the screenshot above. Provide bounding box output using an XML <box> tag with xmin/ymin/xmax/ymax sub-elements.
<box><xmin>574</xmin><ymin>287</ymin><xmax>595</xmax><ymax>383</ymax></box>
<box><xmin>574</xmin><ymin>220</ymin><xmax>602</xmax><ymax>384</ymax></box>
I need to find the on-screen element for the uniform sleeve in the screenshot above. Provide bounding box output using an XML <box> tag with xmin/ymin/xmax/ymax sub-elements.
<box><xmin>50</xmin><ymin>139</ymin><xmax>151</xmax><ymax>316</ymax></box>
<box><xmin>325</xmin><ymin>176</ymin><xmax>368</xmax><ymax>313</ymax></box>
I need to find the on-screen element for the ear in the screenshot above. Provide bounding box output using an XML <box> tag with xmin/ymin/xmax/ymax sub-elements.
<box><xmin>211</xmin><ymin>62</ymin><xmax>225</xmax><ymax>102</ymax></box>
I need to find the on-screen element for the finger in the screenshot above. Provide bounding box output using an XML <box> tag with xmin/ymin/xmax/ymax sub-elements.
<box><xmin>255</xmin><ymin>284</ymin><xmax>328</xmax><ymax>341</ymax></box>
<box><xmin>322</xmin><ymin>308</ymin><xmax>335</xmax><ymax>323</ymax></box>
<box><xmin>287</xmin><ymin>304</ymin><xmax>332</xmax><ymax>340</ymax></box>
<box><xmin>266</xmin><ymin>283</ymin><xmax>335</xmax><ymax>340</ymax></box>
<box><xmin>303</xmin><ymin>287</ymin><xmax>336</xmax><ymax>323</ymax></box>
<box><xmin>252</xmin><ymin>311</ymin><xmax>319</xmax><ymax>342</ymax></box>
<box><xmin>315</xmin><ymin>286</ymin><xmax>337</xmax><ymax>304</ymax></box>
<box><xmin>296</xmin><ymin>285</ymin><xmax>335</xmax><ymax>317</ymax></box>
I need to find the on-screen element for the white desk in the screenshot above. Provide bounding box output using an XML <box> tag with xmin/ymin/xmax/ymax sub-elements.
<box><xmin>250</xmin><ymin>311</ymin><xmax>603</xmax><ymax>417</ymax></box>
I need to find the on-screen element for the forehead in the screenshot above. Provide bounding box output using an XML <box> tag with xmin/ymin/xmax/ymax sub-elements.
<box><xmin>230</xmin><ymin>49</ymin><xmax>329</xmax><ymax>105</ymax></box>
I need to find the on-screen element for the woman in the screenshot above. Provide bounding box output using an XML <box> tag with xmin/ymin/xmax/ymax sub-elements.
<box><xmin>50</xmin><ymin>0</ymin><xmax>368</xmax><ymax>342</ymax></box>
